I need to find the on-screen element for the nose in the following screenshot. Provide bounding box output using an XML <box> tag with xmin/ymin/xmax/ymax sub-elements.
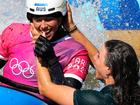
<box><xmin>40</xmin><ymin>20</ymin><xmax>48</xmax><ymax>31</ymax></box>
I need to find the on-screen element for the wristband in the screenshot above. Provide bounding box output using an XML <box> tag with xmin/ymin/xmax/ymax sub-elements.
<box><xmin>68</xmin><ymin>25</ymin><xmax>77</xmax><ymax>33</ymax></box>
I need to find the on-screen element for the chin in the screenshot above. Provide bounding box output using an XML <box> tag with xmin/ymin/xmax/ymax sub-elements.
<box><xmin>46</xmin><ymin>36</ymin><xmax>53</xmax><ymax>41</ymax></box>
<box><xmin>99</xmin><ymin>79</ymin><xmax>104</xmax><ymax>83</ymax></box>
<box><xmin>96</xmin><ymin>76</ymin><xmax>104</xmax><ymax>81</ymax></box>
<box><xmin>47</xmin><ymin>38</ymin><xmax>51</xmax><ymax>41</ymax></box>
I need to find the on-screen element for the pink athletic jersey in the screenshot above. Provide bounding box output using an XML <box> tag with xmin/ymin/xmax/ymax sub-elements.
<box><xmin>0</xmin><ymin>23</ymin><xmax>37</xmax><ymax>86</ymax></box>
<box><xmin>0</xmin><ymin>23</ymin><xmax>89</xmax><ymax>102</ymax></box>
<box><xmin>53</xmin><ymin>37</ymin><xmax>90</xmax><ymax>83</ymax></box>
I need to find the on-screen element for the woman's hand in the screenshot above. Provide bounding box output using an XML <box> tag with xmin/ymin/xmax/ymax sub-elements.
<box><xmin>34</xmin><ymin>35</ymin><xmax>64</xmax><ymax>84</ymax></box>
<box><xmin>63</xmin><ymin>1</ymin><xmax>76</xmax><ymax>31</ymax></box>
<box><xmin>30</xmin><ymin>23</ymin><xmax>42</xmax><ymax>43</ymax></box>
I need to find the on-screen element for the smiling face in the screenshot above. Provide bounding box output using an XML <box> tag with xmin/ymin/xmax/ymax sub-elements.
<box><xmin>93</xmin><ymin>44</ymin><xmax>111</xmax><ymax>81</ymax></box>
<box><xmin>32</xmin><ymin>15</ymin><xmax>62</xmax><ymax>40</ymax></box>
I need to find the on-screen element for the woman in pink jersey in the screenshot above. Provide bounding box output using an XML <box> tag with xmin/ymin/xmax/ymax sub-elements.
<box><xmin>0</xmin><ymin>0</ymin><xmax>90</xmax><ymax>103</ymax></box>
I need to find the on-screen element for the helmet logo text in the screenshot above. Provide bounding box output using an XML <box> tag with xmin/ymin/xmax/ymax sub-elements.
<box><xmin>34</xmin><ymin>3</ymin><xmax>48</xmax><ymax>6</ymax></box>
<box><xmin>36</xmin><ymin>7</ymin><xmax>46</xmax><ymax>12</ymax></box>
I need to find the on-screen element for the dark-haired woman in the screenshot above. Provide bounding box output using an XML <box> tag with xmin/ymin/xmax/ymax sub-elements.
<box><xmin>37</xmin><ymin>39</ymin><xmax>140</xmax><ymax>105</ymax></box>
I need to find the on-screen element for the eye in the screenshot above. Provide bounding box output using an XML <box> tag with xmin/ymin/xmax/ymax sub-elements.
<box><xmin>33</xmin><ymin>16</ymin><xmax>56</xmax><ymax>22</ymax></box>
<box><xmin>44</xmin><ymin>17</ymin><xmax>56</xmax><ymax>21</ymax></box>
<box><xmin>33</xmin><ymin>17</ymin><xmax>43</xmax><ymax>22</ymax></box>
<box><xmin>96</xmin><ymin>52</ymin><xmax>100</xmax><ymax>58</ymax></box>
<box><xmin>34</xmin><ymin>18</ymin><xmax>42</xmax><ymax>22</ymax></box>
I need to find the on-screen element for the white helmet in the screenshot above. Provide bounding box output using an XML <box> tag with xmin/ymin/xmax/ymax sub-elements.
<box><xmin>26</xmin><ymin>0</ymin><xmax>67</xmax><ymax>16</ymax></box>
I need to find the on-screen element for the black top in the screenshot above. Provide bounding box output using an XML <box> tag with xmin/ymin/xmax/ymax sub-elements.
<box><xmin>74</xmin><ymin>85</ymin><xmax>116</xmax><ymax>105</ymax></box>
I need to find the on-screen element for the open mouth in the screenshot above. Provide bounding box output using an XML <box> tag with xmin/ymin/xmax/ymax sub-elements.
<box><xmin>45</xmin><ymin>29</ymin><xmax>51</xmax><ymax>34</ymax></box>
<box><xmin>42</xmin><ymin>29</ymin><xmax>52</xmax><ymax>39</ymax></box>
<box><xmin>44</xmin><ymin>28</ymin><xmax>51</xmax><ymax>34</ymax></box>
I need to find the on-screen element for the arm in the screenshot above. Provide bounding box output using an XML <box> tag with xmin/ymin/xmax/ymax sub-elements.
<box><xmin>34</xmin><ymin>36</ymin><xmax>75</xmax><ymax>105</ymax></box>
<box><xmin>37</xmin><ymin>60</ymin><xmax>75</xmax><ymax>105</ymax></box>
<box><xmin>35</xmin><ymin>35</ymin><xmax>64</xmax><ymax>84</ymax></box>
<box><xmin>63</xmin><ymin>51</ymin><xmax>89</xmax><ymax>89</ymax></box>
<box><xmin>64</xmin><ymin>3</ymin><xmax>97</xmax><ymax>65</ymax></box>
<box><xmin>70</xmin><ymin>31</ymin><xmax>97</xmax><ymax>64</ymax></box>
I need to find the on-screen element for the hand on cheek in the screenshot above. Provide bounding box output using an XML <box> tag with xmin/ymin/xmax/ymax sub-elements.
<box><xmin>30</xmin><ymin>23</ymin><xmax>42</xmax><ymax>43</ymax></box>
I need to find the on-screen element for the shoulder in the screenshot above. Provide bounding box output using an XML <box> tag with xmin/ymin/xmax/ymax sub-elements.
<box><xmin>2</xmin><ymin>23</ymin><xmax>30</xmax><ymax>35</ymax></box>
<box><xmin>132</xmin><ymin>85</ymin><xmax>140</xmax><ymax>104</ymax></box>
<box><xmin>74</xmin><ymin>86</ymin><xmax>116</xmax><ymax>105</ymax></box>
<box><xmin>53</xmin><ymin>36</ymin><xmax>87</xmax><ymax>52</ymax></box>
<box><xmin>74</xmin><ymin>90</ymin><xmax>103</xmax><ymax>105</ymax></box>
<box><xmin>67</xmin><ymin>37</ymin><xmax>85</xmax><ymax>48</ymax></box>
<box><xmin>1</xmin><ymin>23</ymin><xmax>30</xmax><ymax>39</ymax></box>
<box><xmin>62</xmin><ymin>36</ymin><xmax>86</xmax><ymax>50</ymax></box>
<box><xmin>1</xmin><ymin>23</ymin><xmax>30</xmax><ymax>47</ymax></box>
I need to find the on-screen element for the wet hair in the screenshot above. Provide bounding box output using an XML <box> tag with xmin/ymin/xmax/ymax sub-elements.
<box><xmin>26</xmin><ymin>12</ymin><xmax>63</xmax><ymax>23</ymax></box>
<box><xmin>105</xmin><ymin>40</ymin><xmax>140</xmax><ymax>105</ymax></box>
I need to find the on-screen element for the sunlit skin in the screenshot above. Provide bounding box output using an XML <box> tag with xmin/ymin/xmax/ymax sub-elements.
<box><xmin>30</xmin><ymin>16</ymin><xmax>62</xmax><ymax>43</ymax></box>
<box><xmin>93</xmin><ymin>44</ymin><xmax>115</xmax><ymax>85</ymax></box>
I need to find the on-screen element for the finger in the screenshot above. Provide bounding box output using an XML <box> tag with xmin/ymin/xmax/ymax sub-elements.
<box><xmin>30</xmin><ymin>23</ymin><xmax>42</xmax><ymax>39</ymax></box>
<box><xmin>30</xmin><ymin>23</ymin><xmax>39</xmax><ymax>34</ymax></box>
<box><xmin>42</xmin><ymin>32</ymin><xmax>46</xmax><ymax>37</ymax></box>
<box><xmin>66</xmin><ymin>1</ymin><xmax>71</xmax><ymax>13</ymax></box>
<box><xmin>30</xmin><ymin>23</ymin><xmax>37</xmax><ymax>34</ymax></box>
<box><xmin>35</xmin><ymin>41</ymin><xmax>43</xmax><ymax>48</ymax></box>
<box><xmin>37</xmin><ymin>35</ymin><xmax>47</xmax><ymax>42</ymax></box>
<box><xmin>30</xmin><ymin>23</ymin><xmax>34</xmax><ymax>30</ymax></box>
<box><xmin>34</xmin><ymin>48</ymin><xmax>42</xmax><ymax>57</ymax></box>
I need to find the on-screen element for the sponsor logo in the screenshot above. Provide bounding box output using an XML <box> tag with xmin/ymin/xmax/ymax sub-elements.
<box><xmin>36</xmin><ymin>7</ymin><xmax>46</xmax><ymax>12</ymax></box>
<box><xmin>9</xmin><ymin>58</ymin><xmax>35</xmax><ymax>79</ymax></box>
<box><xmin>34</xmin><ymin>3</ymin><xmax>48</xmax><ymax>6</ymax></box>
<box><xmin>67</xmin><ymin>57</ymin><xmax>86</xmax><ymax>74</ymax></box>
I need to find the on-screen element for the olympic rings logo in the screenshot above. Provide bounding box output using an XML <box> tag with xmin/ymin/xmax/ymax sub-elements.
<box><xmin>9</xmin><ymin>58</ymin><xmax>35</xmax><ymax>79</ymax></box>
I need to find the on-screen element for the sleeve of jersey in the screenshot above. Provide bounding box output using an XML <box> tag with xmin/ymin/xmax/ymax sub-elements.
<box><xmin>0</xmin><ymin>24</ymin><xmax>13</xmax><ymax>60</ymax></box>
<box><xmin>63</xmin><ymin>50</ymin><xmax>90</xmax><ymax>83</ymax></box>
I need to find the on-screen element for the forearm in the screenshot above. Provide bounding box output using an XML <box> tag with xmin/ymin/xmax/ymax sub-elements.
<box><xmin>40</xmin><ymin>82</ymin><xmax>75</xmax><ymax>105</ymax></box>
<box><xmin>65</xmin><ymin>2</ymin><xmax>97</xmax><ymax>64</ymax></box>
<box><xmin>70</xmin><ymin>29</ymin><xmax>97</xmax><ymax>63</ymax></box>
<box><xmin>37</xmin><ymin>61</ymin><xmax>75</xmax><ymax>105</ymax></box>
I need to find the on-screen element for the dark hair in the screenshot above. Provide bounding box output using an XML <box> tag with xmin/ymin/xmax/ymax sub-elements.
<box><xmin>26</xmin><ymin>12</ymin><xmax>63</xmax><ymax>22</ymax></box>
<box><xmin>105</xmin><ymin>40</ymin><xmax>140</xmax><ymax>105</ymax></box>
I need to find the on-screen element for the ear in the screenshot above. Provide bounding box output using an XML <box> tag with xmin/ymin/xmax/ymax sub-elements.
<box><xmin>105</xmin><ymin>67</ymin><xmax>112</xmax><ymax>78</ymax></box>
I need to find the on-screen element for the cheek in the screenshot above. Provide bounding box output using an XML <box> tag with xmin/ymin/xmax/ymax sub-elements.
<box><xmin>95</xmin><ymin>70</ymin><xmax>100</xmax><ymax>78</ymax></box>
<box><xmin>49</xmin><ymin>19</ymin><xmax>61</xmax><ymax>28</ymax></box>
<box><xmin>93</xmin><ymin>55</ymin><xmax>100</xmax><ymax>68</ymax></box>
<box><xmin>32</xmin><ymin>23</ymin><xmax>40</xmax><ymax>30</ymax></box>
<box><xmin>93</xmin><ymin>59</ymin><xmax>107</xmax><ymax>78</ymax></box>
